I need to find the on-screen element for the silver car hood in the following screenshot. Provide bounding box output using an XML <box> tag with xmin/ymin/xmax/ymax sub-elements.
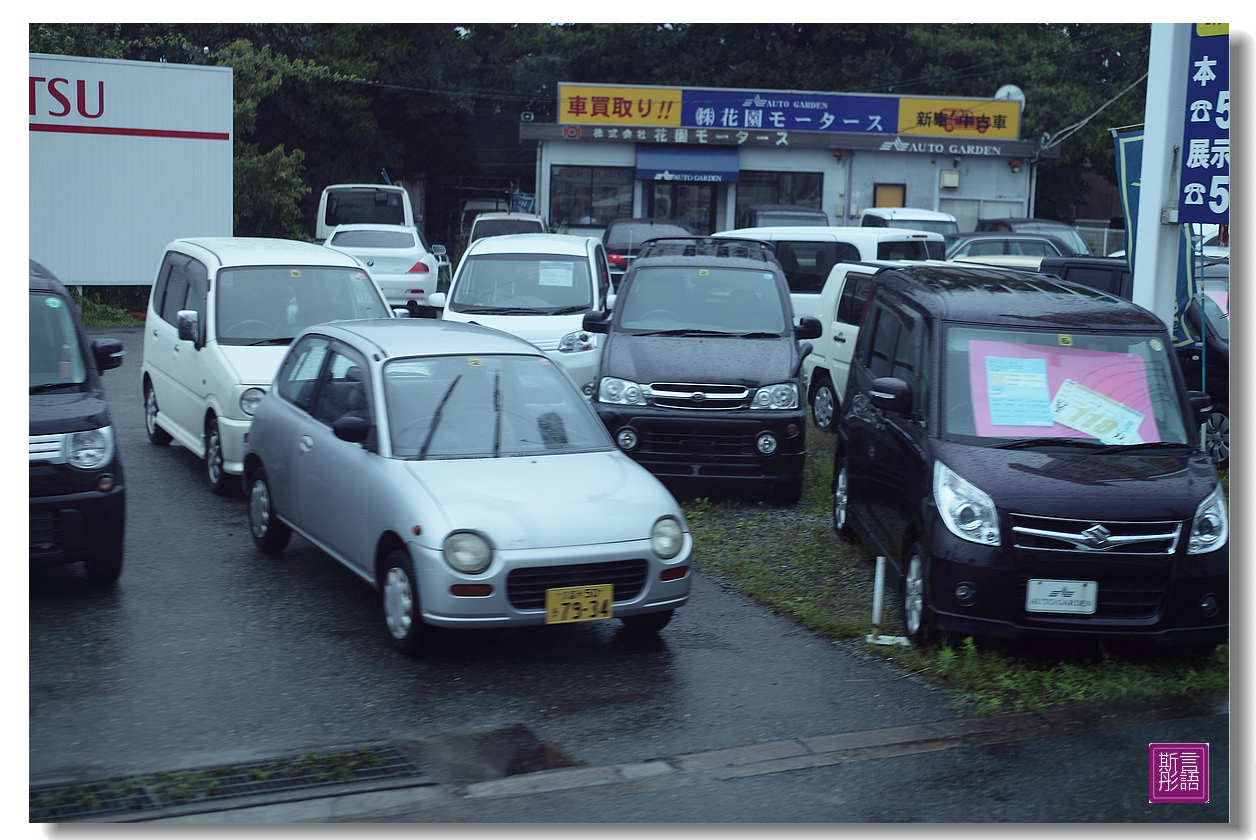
<box><xmin>404</xmin><ymin>450</ymin><xmax>679</xmax><ymax>550</ymax></box>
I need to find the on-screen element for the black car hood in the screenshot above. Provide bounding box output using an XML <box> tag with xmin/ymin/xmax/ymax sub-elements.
<box><xmin>934</xmin><ymin>439</ymin><xmax>1219</xmax><ymax>521</ymax></box>
<box><xmin>30</xmin><ymin>390</ymin><xmax>111</xmax><ymax>436</ymax></box>
<box><xmin>603</xmin><ymin>332</ymin><xmax>796</xmax><ymax>386</ymax></box>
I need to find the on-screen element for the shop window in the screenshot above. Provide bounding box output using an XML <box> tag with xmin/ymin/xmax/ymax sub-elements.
<box><xmin>736</xmin><ymin>171</ymin><xmax>823</xmax><ymax>220</ymax></box>
<box><xmin>550</xmin><ymin>166</ymin><xmax>634</xmax><ymax>229</ymax></box>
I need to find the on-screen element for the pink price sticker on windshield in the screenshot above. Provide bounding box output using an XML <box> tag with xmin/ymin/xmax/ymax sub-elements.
<box><xmin>1149</xmin><ymin>743</ymin><xmax>1209</xmax><ymax>803</ymax></box>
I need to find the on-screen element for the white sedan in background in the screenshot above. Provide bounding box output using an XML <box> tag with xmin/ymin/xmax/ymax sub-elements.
<box><xmin>244</xmin><ymin>318</ymin><xmax>691</xmax><ymax>656</ymax></box>
<box><xmin>324</xmin><ymin>223</ymin><xmax>449</xmax><ymax>316</ymax></box>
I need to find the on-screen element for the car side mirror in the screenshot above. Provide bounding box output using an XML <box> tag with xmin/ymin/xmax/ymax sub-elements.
<box><xmin>1188</xmin><ymin>390</ymin><xmax>1213</xmax><ymax>421</ymax></box>
<box><xmin>392</xmin><ymin>307</ymin><xmax>412</xmax><ymax>319</ymax></box>
<box><xmin>91</xmin><ymin>338</ymin><xmax>124</xmax><ymax>372</ymax></box>
<box><xmin>333</xmin><ymin>415</ymin><xmax>372</xmax><ymax>445</ymax></box>
<box><xmin>582</xmin><ymin>311</ymin><xmax>610</xmax><ymax>334</ymax></box>
<box><xmin>427</xmin><ymin>292</ymin><xmax>447</xmax><ymax>309</ymax></box>
<box><xmin>795</xmin><ymin>316</ymin><xmax>822</xmax><ymax>341</ymax></box>
<box><xmin>869</xmin><ymin>376</ymin><xmax>913</xmax><ymax>415</ymax></box>
<box><xmin>432</xmin><ymin>244</ymin><xmax>447</xmax><ymax>256</ymax></box>
<box><xmin>176</xmin><ymin>310</ymin><xmax>201</xmax><ymax>346</ymax></box>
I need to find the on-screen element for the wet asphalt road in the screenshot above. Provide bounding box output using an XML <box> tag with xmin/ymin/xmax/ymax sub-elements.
<box><xmin>29</xmin><ymin>326</ymin><xmax>1230</xmax><ymax>824</ymax></box>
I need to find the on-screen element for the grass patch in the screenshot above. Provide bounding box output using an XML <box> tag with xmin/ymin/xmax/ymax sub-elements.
<box><xmin>679</xmin><ymin>420</ymin><xmax>1228</xmax><ymax>714</ymax></box>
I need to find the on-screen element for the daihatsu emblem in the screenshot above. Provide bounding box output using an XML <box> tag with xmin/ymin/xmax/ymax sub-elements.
<box><xmin>1081</xmin><ymin>524</ymin><xmax>1112</xmax><ymax>548</ymax></box>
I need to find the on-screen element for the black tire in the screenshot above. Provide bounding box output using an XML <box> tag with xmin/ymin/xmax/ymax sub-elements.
<box><xmin>205</xmin><ymin>416</ymin><xmax>236</xmax><ymax>496</ymax></box>
<box><xmin>1202</xmin><ymin>402</ymin><xmax>1228</xmax><ymax>470</ymax></box>
<box><xmin>811</xmin><ymin>375</ymin><xmax>838</xmax><ymax>431</ymax></box>
<box><xmin>381</xmin><ymin>549</ymin><xmax>438</xmax><ymax>657</ymax></box>
<box><xmin>84</xmin><ymin>549</ymin><xmax>123</xmax><ymax>585</ymax></box>
<box><xmin>902</xmin><ymin>544</ymin><xmax>933</xmax><ymax>646</ymax></box>
<box><xmin>144</xmin><ymin>381</ymin><xmax>172</xmax><ymax>446</ymax></box>
<box><xmin>247</xmin><ymin>466</ymin><xmax>291</xmax><ymax>554</ymax></box>
<box><xmin>832</xmin><ymin>457</ymin><xmax>855</xmax><ymax>542</ymax></box>
<box><xmin>621</xmin><ymin>609</ymin><xmax>673</xmax><ymax>635</ymax></box>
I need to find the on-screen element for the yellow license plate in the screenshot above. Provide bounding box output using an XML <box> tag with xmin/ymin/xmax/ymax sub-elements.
<box><xmin>545</xmin><ymin>584</ymin><xmax>613</xmax><ymax>624</ymax></box>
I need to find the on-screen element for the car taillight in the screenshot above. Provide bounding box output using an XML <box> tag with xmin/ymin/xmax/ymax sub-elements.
<box><xmin>607</xmin><ymin>254</ymin><xmax>627</xmax><ymax>269</ymax></box>
<box><xmin>408</xmin><ymin>262</ymin><xmax>430</xmax><ymax>273</ymax></box>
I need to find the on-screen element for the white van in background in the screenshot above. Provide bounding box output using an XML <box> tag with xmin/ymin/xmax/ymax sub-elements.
<box><xmin>858</xmin><ymin>207</ymin><xmax>959</xmax><ymax>236</ymax></box>
<box><xmin>314</xmin><ymin>184</ymin><xmax>416</xmax><ymax>244</ymax></box>
<box><xmin>713</xmin><ymin>226</ymin><xmax>944</xmax><ymax>318</ymax></box>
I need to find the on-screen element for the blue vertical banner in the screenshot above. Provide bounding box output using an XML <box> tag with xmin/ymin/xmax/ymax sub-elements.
<box><xmin>1178</xmin><ymin>24</ymin><xmax>1229</xmax><ymax>225</ymax></box>
<box><xmin>1113</xmin><ymin>127</ymin><xmax>1197</xmax><ymax>347</ymax></box>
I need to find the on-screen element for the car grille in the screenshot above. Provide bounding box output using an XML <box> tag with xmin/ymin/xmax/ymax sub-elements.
<box><xmin>649</xmin><ymin>382</ymin><xmax>750</xmax><ymax>410</ymax></box>
<box><xmin>30</xmin><ymin>509</ymin><xmax>60</xmax><ymax>554</ymax></box>
<box><xmin>29</xmin><ymin>434</ymin><xmax>67</xmax><ymax>464</ymax></box>
<box><xmin>1010</xmin><ymin>513</ymin><xmax>1182</xmax><ymax>555</ymax></box>
<box><xmin>506</xmin><ymin>559</ymin><xmax>649</xmax><ymax>610</ymax></box>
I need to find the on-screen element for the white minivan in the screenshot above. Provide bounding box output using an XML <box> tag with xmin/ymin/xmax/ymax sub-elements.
<box><xmin>713</xmin><ymin>226</ymin><xmax>944</xmax><ymax>318</ymax></box>
<box><xmin>428</xmin><ymin>233</ymin><xmax>613</xmax><ymax>394</ymax></box>
<box><xmin>140</xmin><ymin>238</ymin><xmax>394</xmax><ymax>495</ymax></box>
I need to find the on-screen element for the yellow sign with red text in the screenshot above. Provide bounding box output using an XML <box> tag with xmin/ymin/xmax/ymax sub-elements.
<box><xmin>896</xmin><ymin>98</ymin><xmax>1020</xmax><ymax>139</ymax></box>
<box><xmin>559</xmin><ymin>85</ymin><xmax>683</xmax><ymax>126</ymax></box>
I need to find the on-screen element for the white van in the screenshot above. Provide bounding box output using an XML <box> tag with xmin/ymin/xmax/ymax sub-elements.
<box><xmin>314</xmin><ymin>184</ymin><xmax>416</xmax><ymax>243</ymax></box>
<box><xmin>140</xmin><ymin>238</ymin><xmax>394</xmax><ymax>495</ymax></box>
<box><xmin>427</xmin><ymin>233</ymin><xmax>613</xmax><ymax>393</ymax></box>
<box><xmin>713</xmin><ymin>226</ymin><xmax>944</xmax><ymax>318</ymax></box>
<box><xmin>858</xmin><ymin>207</ymin><xmax>959</xmax><ymax>236</ymax></box>
<box><xmin>802</xmin><ymin>259</ymin><xmax>945</xmax><ymax>429</ymax></box>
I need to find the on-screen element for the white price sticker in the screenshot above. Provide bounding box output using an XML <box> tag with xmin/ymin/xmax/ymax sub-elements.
<box><xmin>1050</xmin><ymin>379</ymin><xmax>1143</xmax><ymax>444</ymax></box>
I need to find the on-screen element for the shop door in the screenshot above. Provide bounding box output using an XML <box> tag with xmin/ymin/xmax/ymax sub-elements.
<box><xmin>646</xmin><ymin>182</ymin><xmax>718</xmax><ymax>235</ymax></box>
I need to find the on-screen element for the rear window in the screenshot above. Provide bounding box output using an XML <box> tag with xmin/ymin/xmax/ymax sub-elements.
<box><xmin>329</xmin><ymin>229</ymin><xmax>416</xmax><ymax>248</ymax></box>
<box><xmin>324</xmin><ymin>191</ymin><xmax>407</xmax><ymax>227</ymax></box>
<box><xmin>605</xmin><ymin>223</ymin><xmax>692</xmax><ymax>252</ymax></box>
<box><xmin>471</xmin><ymin>219</ymin><xmax>545</xmax><ymax>240</ymax></box>
<box><xmin>876</xmin><ymin>240</ymin><xmax>934</xmax><ymax>260</ymax></box>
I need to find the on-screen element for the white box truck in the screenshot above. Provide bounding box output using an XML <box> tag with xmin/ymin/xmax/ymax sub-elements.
<box><xmin>29</xmin><ymin>54</ymin><xmax>233</xmax><ymax>286</ymax></box>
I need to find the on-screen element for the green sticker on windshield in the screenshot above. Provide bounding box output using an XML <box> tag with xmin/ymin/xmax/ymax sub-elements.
<box><xmin>1150</xmin><ymin>339</ymin><xmax>1164</xmax><ymax>352</ymax></box>
<box><xmin>45</xmin><ymin>297</ymin><xmax>63</xmax><ymax>309</ymax></box>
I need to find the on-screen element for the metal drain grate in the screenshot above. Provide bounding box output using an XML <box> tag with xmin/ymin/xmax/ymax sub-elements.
<box><xmin>30</xmin><ymin>745</ymin><xmax>425</xmax><ymax>822</ymax></box>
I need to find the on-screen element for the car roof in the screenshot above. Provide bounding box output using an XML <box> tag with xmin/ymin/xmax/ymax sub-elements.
<box><xmin>305</xmin><ymin>317</ymin><xmax>544</xmax><ymax>360</ymax></box>
<box><xmin>463</xmin><ymin>232</ymin><xmax>595</xmax><ymax>256</ymax></box>
<box><xmin>472</xmin><ymin>212</ymin><xmax>544</xmax><ymax>222</ymax></box>
<box><xmin>862</xmin><ymin>207</ymin><xmax>956</xmax><ymax>221</ymax></box>
<box><xmin>716</xmin><ymin>226</ymin><xmax>943</xmax><ymax>241</ymax></box>
<box><xmin>29</xmin><ymin>259</ymin><xmax>68</xmax><ymax>294</ymax></box>
<box><xmin>321</xmin><ymin>183</ymin><xmax>406</xmax><ymax>193</ymax></box>
<box><xmin>872</xmin><ymin>264</ymin><xmax>1165</xmax><ymax>330</ymax></box>
<box><xmin>951</xmin><ymin>232</ymin><xmax>1066</xmax><ymax>242</ymax></box>
<box><xmin>630</xmin><ymin>236</ymin><xmax>781</xmax><ymax>271</ymax></box>
<box><xmin>328</xmin><ymin>223</ymin><xmax>416</xmax><ymax>233</ymax></box>
<box><xmin>170</xmin><ymin>237</ymin><xmax>366</xmax><ymax>268</ymax></box>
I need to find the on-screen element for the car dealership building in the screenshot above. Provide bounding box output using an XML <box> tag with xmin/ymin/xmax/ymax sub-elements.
<box><xmin>518</xmin><ymin>82</ymin><xmax>1056</xmax><ymax>235</ymax></box>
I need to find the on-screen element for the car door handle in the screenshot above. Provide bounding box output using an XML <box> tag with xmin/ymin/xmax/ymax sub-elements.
<box><xmin>834</xmin><ymin>333</ymin><xmax>846</xmax><ymax>343</ymax></box>
<box><xmin>298</xmin><ymin>435</ymin><xmax>314</xmax><ymax>453</ymax></box>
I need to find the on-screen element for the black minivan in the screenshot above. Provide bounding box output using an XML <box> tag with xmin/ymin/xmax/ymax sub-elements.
<box><xmin>833</xmin><ymin>264</ymin><xmax>1227</xmax><ymax>647</ymax></box>
<box><xmin>584</xmin><ymin>237</ymin><xmax>822</xmax><ymax>502</ymax></box>
<box><xmin>29</xmin><ymin>261</ymin><xmax>126</xmax><ymax>584</ymax></box>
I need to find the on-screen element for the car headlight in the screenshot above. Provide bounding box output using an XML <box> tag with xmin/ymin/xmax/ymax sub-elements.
<box><xmin>651</xmin><ymin>516</ymin><xmax>684</xmax><ymax>559</ymax></box>
<box><xmin>598</xmin><ymin>376</ymin><xmax>647</xmax><ymax>405</ymax></box>
<box><xmin>557</xmin><ymin>330</ymin><xmax>595</xmax><ymax>353</ymax></box>
<box><xmin>1188</xmin><ymin>485</ymin><xmax>1228</xmax><ymax>555</ymax></box>
<box><xmin>751</xmin><ymin>383</ymin><xmax>798</xmax><ymax>409</ymax></box>
<box><xmin>240</xmin><ymin>387</ymin><xmax>267</xmax><ymax>416</ymax></box>
<box><xmin>67</xmin><ymin>426</ymin><xmax>115</xmax><ymax>470</ymax></box>
<box><xmin>443</xmin><ymin>531</ymin><xmax>493</xmax><ymax>574</ymax></box>
<box><xmin>933</xmin><ymin>461</ymin><xmax>1000</xmax><ymax>546</ymax></box>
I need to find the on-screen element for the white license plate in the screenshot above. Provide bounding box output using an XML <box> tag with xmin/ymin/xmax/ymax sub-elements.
<box><xmin>1025</xmin><ymin>579</ymin><xmax>1097</xmax><ymax>614</ymax></box>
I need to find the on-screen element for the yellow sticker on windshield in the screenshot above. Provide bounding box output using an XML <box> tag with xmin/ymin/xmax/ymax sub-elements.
<box><xmin>699</xmin><ymin>269</ymin><xmax>709</xmax><ymax>275</ymax></box>
<box><xmin>468</xmin><ymin>357</ymin><xmax>483</xmax><ymax>366</ymax></box>
<box><xmin>1058</xmin><ymin>334</ymin><xmax>1073</xmax><ymax>346</ymax></box>
<box><xmin>290</xmin><ymin>269</ymin><xmax>301</xmax><ymax>277</ymax></box>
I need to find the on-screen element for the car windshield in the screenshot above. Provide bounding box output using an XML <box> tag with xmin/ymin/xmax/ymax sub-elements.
<box><xmin>448</xmin><ymin>253</ymin><xmax>593</xmax><ymax>313</ymax></box>
<box><xmin>215</xmin><ymin>266</ymin><xmax>390</xmax><ymax>345</ymax></box>
<box><xmin>940</xmin><ymin>324</ymin><xmax>1192</xmax><ymax>447</ymax></box>
<box><xmin>618</xmin><ymin>266</ymin><xmax>787</xmax><ymax>334</ymax></box>
<box><xmin>29</xmin><ymin>291</ymin><xmax>87</xmax><ymax>391</ymax></box>
<box><xmin>1201</xmin><ymin>293</ymin><xmax>1229</xmax><ymax>341</ymax></box>
<box><xmin>329</xmin><ymin>230</ymin><xmax>416</xmax><ymax>249</ymax></box>
<box><xmin>384</xmin><ymin>354</ymin><xmax>613</xmax><ymax>459</ymax></box>
<box><xmin>472</xmin><ymin>219</ymin><xmax>544</xmax><ymax>240</ymax></box>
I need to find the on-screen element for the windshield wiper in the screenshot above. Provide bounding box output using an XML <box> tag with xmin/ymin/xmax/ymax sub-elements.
<box><xmin>994</xmin><ymin>437</ymin><xmax>1107</xmax><ymax>450</ymax></box>
<box><xmin>632</xmin><ymin>328</ymin><xmax>728</xmax><ymax>337</ymax></box>
<box><xmin>417</xmin><ymin>374</ymin><xmax>461</xmax><ymax>460</ymax></box>
<box><xmin>29</xmin><ymin>381</ymin><xmax>82</xmax><ymax>394</ymax></box>
<box><xmin>459</xmin><ymin>306</ymin><xmax>537</xmax><ymax>315</ymax></box>
<box><xmin>242</xmin><ymin>337</ymin><xmax>294</xmax><ymax>346</ymax></box>
<box><xmin>549</xmin><ymin>305</ymin><xmax>589</xmax><ymax>315</ymax></box>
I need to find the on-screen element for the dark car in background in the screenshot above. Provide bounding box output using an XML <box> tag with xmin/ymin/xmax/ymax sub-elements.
<box><xmin>29</xmin><ymin>260</ymin><xmax>127</xmax><ymax>584</ymax></box>
<box><xmin>583</xmin><ymin>236</ymin><xmax>821</xmax><ymax>503</ymax></box>
<box><xmin>833</xmin><ymin>264</ymin><xmax>1227</xmax><ymax>648</ymax></box>
<box><xmin>736</xmin><ymin>204</ymin><xmax>831</xmax><ymax>228</ymax></box>
<box><xmin>945</xmin><ymin>232</ymin><xmax>1069</xmax><ymax>261</ymax></box>
<box><xmin>976</xmin><ymin>218</ymin><xmax>1091</xmax><ymax>256</ymax></box>
<box><xmin>602</xmin><ymin>218</ymin><xmax>694</xmax><ymax>282</ymax></box>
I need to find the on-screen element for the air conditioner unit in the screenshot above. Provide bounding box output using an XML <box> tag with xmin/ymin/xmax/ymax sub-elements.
<box><xmin>940</xmin><ymin>170</ymin><xmax>960</xmax><ymax>190</ymax></box>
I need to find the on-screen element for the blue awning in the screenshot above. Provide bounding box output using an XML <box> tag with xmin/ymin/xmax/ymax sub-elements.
<box><xmin>635</xmin><ymin>145</ymin><xmax>739</xmax><ymax>183</ymax></box>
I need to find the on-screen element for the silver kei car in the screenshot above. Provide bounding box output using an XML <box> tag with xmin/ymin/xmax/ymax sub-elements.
<box><xmin>244</xmin><ymin>318</ymin><xmax>691</xmax><ymax>656</ymax></box>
